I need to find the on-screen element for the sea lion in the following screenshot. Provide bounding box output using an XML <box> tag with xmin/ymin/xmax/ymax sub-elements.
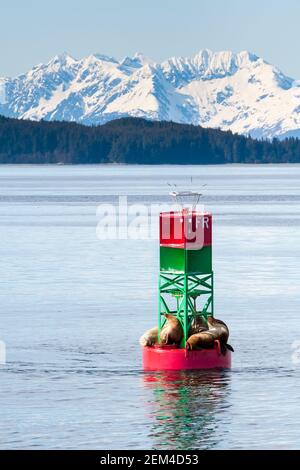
<box><xmin>186</xmin><ymin>331</ymin><xmax>215</xmax><ymax>350</ymax></box>
<box><xmin>207</xmin><ymin>317</ymin><xmax>229</xmax><ymax>344</ymax></box>
<box><xmin>207</xmin><ymin>317</ymin><xmax>234</xmax><ymax>352</ymax></box>
<box><xmin>186</xmin><ymin>316</ymin><xmax>234</xmax><ymax>353</ymax></box>
<box><xmin>160</xmin><ymin>314</ymin><xmax>183</xmax><ymax>345</ymax></box>
<box><xmin>139</xmin><ymin>327</ymin><xmax>158</xmax><ymax>347</ymax></box>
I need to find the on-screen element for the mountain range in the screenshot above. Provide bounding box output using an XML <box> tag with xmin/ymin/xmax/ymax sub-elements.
<box><xmin>1</xmin><ymin>49</ymin><xmax>300</xmax><ymax>139</ymax></box>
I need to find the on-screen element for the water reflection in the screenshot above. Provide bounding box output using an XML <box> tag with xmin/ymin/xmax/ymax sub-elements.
<box><xmin>142</xmin><ymin>370</ymin><xmax>231</xmax><ymax>450</ymax></box>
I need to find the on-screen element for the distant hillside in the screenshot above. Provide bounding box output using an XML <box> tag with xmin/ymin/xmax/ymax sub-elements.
<box><xmin>0</xmin><ymin>115</ymin><xmax>300</xmax><ymax>164</ymax></box>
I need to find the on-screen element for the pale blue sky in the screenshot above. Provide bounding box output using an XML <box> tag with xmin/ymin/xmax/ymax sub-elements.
<box><xmin>1</xmin><ymin>0</ymin><xmax>300</xmax><ymax>78</ymax></box>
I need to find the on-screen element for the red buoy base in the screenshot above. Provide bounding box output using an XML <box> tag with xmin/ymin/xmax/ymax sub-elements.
<box><xmin>142</xmin><ymin>343</ymin><xmax>231</xmax><ymax>371</ymax></box>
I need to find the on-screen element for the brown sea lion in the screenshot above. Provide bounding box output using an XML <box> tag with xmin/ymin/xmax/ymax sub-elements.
<box><xmin>207</xmin><ymin>317</ymin><xmax>229</xmax><ymax>344</ymax></box>
<box><xmin>139</xmin><ymin>327</ymin><xmax>158</xmax><ymax>347</ymax></box>
<box><xmin>186</xmin><ymin>331</ymin><xmax>215</xmax><ymax>350</ymax></box>
<box><xmin>208</xmin><ymin>317</ymin><xmax>234</xmax><ymax>354</ymax></box>
<box><xmin>160</xmin><ymin>314</ymin><xmax>183</xmax><ymax>345</ymax></box>
<box><xmin>186</xmin><ymin>316</ymin><xmax>234</xmax><ymax>353</ymax></box>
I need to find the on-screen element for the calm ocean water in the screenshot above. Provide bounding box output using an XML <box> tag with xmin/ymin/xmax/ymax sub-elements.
<box><xmin>0</xmin><ymin>164</ymin><xmax>300</xmax><ymax>450</ymax></box>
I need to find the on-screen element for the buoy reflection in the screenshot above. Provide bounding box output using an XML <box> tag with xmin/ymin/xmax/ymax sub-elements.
<box><xmin>142</xmin><ymin>370</ymin><xmax>231</xmax><ymax>450</ymax></box>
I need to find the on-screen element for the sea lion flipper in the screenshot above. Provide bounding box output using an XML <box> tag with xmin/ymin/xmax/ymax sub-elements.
<box><xmin>226</xmin><ymin>343</ymin><xmax>234</xmax><ymax>352</ymax></box>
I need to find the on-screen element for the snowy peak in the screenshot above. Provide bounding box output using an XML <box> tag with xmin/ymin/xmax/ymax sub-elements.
<box><xmin>1</xmin><ymin>49</ymin><xmax>300</xmax><ymax>139</ymax></box>
<box><xmin>162</xmin><ymin>49</ymin><xmax>261</xmax><ymax>87</ymax></box>
<box><xmin>48</xmin><ymin>52</ymin><xmax>76</xmax><ymax>66</ymax></box>
<box><xmin>92</xmin><ymin>53</ymin><xmax>118</xmax><ymax>63</ymax></box>
<box><xmin>236</xmin><ymin>50</ymin><xmax>259</xmax><ymax>66</ymax></box>
<box><xmin>119</xmin><ymin>52</ymin><xmax>156</xmax><ymax>74</ymax></box>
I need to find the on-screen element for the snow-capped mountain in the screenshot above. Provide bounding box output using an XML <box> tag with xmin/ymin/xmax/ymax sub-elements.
<box><xmin>1</xmin><ymin>49</ymin><xmax>300</xmax><ymax>139</ymax></box>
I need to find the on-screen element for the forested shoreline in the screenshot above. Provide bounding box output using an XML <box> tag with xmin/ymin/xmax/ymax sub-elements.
<box><xmin>0</xmin><ymin>115</ymin><xmax>300</xmax><ymax>164</ymax></box>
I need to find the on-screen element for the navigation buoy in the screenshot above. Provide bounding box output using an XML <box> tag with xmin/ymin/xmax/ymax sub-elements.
<box><xmin>141</xmin><ymin>191</ymin><xmax>232</xmax><ymax>371</ymax></box>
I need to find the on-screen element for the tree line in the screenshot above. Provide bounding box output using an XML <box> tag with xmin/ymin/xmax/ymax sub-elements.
<box><xmin>0</xmin><ymin>114</ymin><xmax>299</xmax><ymax>164</ymax></box>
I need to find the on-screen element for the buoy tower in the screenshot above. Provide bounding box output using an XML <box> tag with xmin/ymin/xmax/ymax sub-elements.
<box><xmin>142</xmin><ymin>191</ymin><xmax>232</xmax><ymax>370</ymax></box>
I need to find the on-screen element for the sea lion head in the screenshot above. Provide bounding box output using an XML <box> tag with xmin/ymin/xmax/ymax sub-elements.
<box><xmin>164</xmin><ymin>313</ymin><xmax>178</xmax><ymax>324</ymax></box>
<box><xmin>185</xmin><ymin>333</ymin><xmax>201</xmax><ymax>351</ymax></box>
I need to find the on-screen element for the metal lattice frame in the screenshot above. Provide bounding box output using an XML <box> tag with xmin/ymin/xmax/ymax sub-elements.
<box><xmin>158</xmin><ymin>271</ymin><xmax>214</xmax><ymax>347</ymax></box>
